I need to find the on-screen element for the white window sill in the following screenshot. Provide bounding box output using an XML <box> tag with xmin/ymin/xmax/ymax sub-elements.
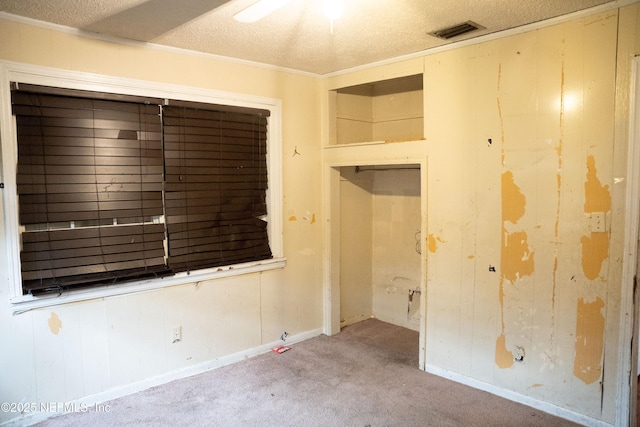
<box><xmin>9</xmin><ymin>257</ymin><xmax>286</xmax><ymax>315</ymax></box>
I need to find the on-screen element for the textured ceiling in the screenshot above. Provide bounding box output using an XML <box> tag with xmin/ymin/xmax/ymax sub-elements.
<box><xmin>0</xmin><ymin>0</ymin><xmax>619</xmax><ymax>75</ymax></box>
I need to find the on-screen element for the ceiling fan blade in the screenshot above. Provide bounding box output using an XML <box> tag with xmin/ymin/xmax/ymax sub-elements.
<box><xmin>233</xmin><ymin>0</ymin><xmax>295</xmax><ymax>23</ymax></box>
<box><xmin>84</xmin><ymin>0</ymin><xmax>233</xmax><ymax>41</ymax></box>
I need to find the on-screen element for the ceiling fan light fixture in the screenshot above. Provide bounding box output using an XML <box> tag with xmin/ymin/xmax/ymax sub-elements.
<box><xmin>323</xmin><ymin>0</ymin><xmax>344</xmax><ymax>20</ymax></box>
<box><xmin>233</xmin><ymin>0</ymin><xmax>295</xmax><ymax>23</ymax></box>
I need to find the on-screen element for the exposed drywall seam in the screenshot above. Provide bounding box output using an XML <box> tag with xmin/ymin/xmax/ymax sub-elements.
<box><xmin>497</xmin><ymin>63</ymin><xmax>506</xmax><ymax>167</ymax></box>
<box><xmin>550</xmin><ymin>51</ymin><xmax>566</xmax><ymax>367</ymax></box>
<box><xmin>495</xmin><ymin>61</ymin><xmax>512</xmax><ymax>368</ymax></box>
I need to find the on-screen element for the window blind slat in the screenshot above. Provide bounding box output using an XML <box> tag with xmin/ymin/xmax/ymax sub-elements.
<box><xmin>21</xmin><ymin>246</ymin><xmax>164</xmax><ymax>271</ymax></box>
<box><xmin>19</xmin><ymin>191</ymin><xmax>163</xmax><ymax>204</ymax></box>
<box><xmin>18</xmin><ymin>182</ymin><xmax>164</xmax><ymax>196</ymax></box>
<box><xmin>18</xmin><ymin>173</ymin><xmax>165</xmax><ymax>186</ymax></box>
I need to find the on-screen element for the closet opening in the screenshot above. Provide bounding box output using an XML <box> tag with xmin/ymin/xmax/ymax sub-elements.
<box><xmin>337</xmin><ymin>163</ymin><xmax>423</xmax><ymax>364</ymax></box>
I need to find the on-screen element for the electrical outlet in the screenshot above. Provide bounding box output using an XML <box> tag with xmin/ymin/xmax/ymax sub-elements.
<box><xmin>172</xmin><ymin>326</ymin><xmax>182</xmax><ymax>343</ymax></box>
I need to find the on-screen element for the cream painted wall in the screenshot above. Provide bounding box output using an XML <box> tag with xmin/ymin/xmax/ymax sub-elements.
<box><xmin>371</xmin><ymin>169</ymin><xmax>421</xmax><ymax>332</ymax></box>
<box><xmin>334</xmin><ymin>76</ymin><xmax>423</xmax><ymax>145</ymax></box>
<box><xmin>325</xmin><ymin>5</ymin><xmax>640</xmax><ymax>425</ymax></box>
<box><xmin>0</xmin><ymin>19</ymin><xmax>323</xmax><ymax>425</ymax></box>
<box><xmin>339</xmin><ymin>167</ymin><xmax>374</xmax><ymax>327</ymax></box>
<box><xmin>3</xmin><ymin>3</ymin><xmax>640</xmax><ymax>425</ymax></box>
<box><xmin>338</xmin><ymin>167</ymin><xmax>421</xmax><ymax>331</ymax></box>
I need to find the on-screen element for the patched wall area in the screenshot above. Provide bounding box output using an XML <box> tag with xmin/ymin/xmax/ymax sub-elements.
<box><xmin>323</xmin><ymin>5</ymin><xmax>639</xmax><ymax>423</ymax></box>
<box><xmin>422</xmin><ymin>8</ymin><xmax>623</xmax><ymax>422</ymax></box>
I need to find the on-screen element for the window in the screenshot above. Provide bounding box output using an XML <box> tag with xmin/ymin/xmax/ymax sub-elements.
<box><xmin>1</xmin><ymin>63</ymin><xmax>283</xmax><ymax>309</ymax></box>
<box><xmin>162</xmin><ymin>102</ymin><xmax>272</xmax><ymax>273</ymax></box>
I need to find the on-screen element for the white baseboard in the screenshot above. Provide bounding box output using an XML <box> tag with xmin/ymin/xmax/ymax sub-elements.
<box><xmin>2</xmin><ymin>328</ymin><xmax>323</xmax><ymax>427</ymax></box>
<box><xmin>425</xmin><ymin>364</ymin><xmax>612</xmax><ymax>427</ymax></box>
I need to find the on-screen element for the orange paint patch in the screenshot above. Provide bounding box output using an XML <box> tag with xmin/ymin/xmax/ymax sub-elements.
<box><xmin>310</xmin><ymin>214</ymin><xmax>316</xmax><ymax>224</ymax></box>
<box><xmin>496</xmin><ymin>170</ymin><xmax>533</xmax><ymax>369</ymax></box>
<box><xmin>573</xmin><ymin>297</ymin><xmax>605</xmax><ymax>384</ymax></box>
<box><xmin>467</xmin><ymin>255</ymin><xmax>475</xmax><ymax>259</ymax></box>
<box><xmin>501</xmin><ymin>231</ymin><xmax>535</xmax><ymax>284</ymax></box>
<box><xmin>428</xmin><ymin>234</ymin><xmax>438</xmax><ymax>253</ymax></box>
<box><xmin>529</xmin><ymin>384</ymin><xmax>543</xmax><ymax>388</ymax></box>
<box><xmin>584</xmin><ymin>155</ymin><xmax>611</xmax><ymax>213</ymax></box>
<box><xmin>502</xmin><ymin>171</ymin><xmax>526</xmax><ymax>224</ymax></box>
<box><xmin>428</xmin><ymin>235</ymin><xmax>446</xmax><ymax>253</ymax></box>
<box><xmin>580</xmin><ymin>233</ymin><xmax>609</xmax><ymax>280</ymax></box>
<box><xmin>48</xmin><ymin>312</ymin><xmax>62</xmax><ymax>335</ymax></box>
<box><xmin>288</xmin><ymin>216</ymin><xmax>297</xmax><ymax>221</ymax></box>
<box><xmin>495</xmin><ymin>333</ymin><xmax>514</xmax><ymax>369</ymax></box>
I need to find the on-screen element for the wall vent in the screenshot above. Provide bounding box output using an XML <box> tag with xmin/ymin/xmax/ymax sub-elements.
<box><xmin>429</xmin><ymin>21</ymin><xmax>485</xmax><ymax>40</ymax></box>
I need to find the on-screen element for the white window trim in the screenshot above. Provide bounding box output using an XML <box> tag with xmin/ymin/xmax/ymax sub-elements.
<box><xmin>0</xmin><ymin>61</ymin><xmax>285</xmax><ymax>314</ymax></box>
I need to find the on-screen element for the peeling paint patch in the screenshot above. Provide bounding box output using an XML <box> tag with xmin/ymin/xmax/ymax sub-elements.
<box><xmin>501</xmin><ymin>171</ymin><xmax>526</xmax><ymax>223</ymax></box>
<box><xmin>497</xmin><ymin>169</ymin><xmax>533</xmax><ymax>369</ymax></box>
<box><xmin>48</xmin><ymin>312</ymin><xmax>62</xmax><ymax>335</ymax></box>
<box><xmin>288</xmin><ymin>216</ymin><xmax>297</xmax><ymax>221</ymax></box>
<box><xmin>427</xmin><ymin>234</ymin><xmax>445</xmax><ymax>253</ymax></box>
<box><xmin>428</xmin><ymin>234</ymin><xmax>437</xmax><ymax>253</ymax></box>
<box><xmin>501</xmin><ymin>231</ymin><xmax>535</xmax><ymax>283</ymax></box>
<box><xmin>573</xmin><ymin>297</ymin><xmax>605</xmax><ymax>384</ymax></box>
<box><xmin>495</xmin><ymin>333</ymin><xmax>514</xmax><ymax>369</ymax></box>
<box><xmin>584</xmin><ymin>155</ymin><xmax>611</xmax><ymax>213</ymax></box>
<box><xmin>580</xmin><ymin>232</ymin><xmax>609</xmax><ymax>280</ymax></box>
<box><xmin>301</xmin><ymin>212</ymin><xmax>316</xmax><ymax>223</ymax></box>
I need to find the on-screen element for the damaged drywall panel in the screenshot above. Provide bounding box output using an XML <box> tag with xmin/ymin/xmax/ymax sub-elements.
<box><xmin>422</xmin><ymin>7</ymin><xmax>620</xmax><ymax>423</ymax></box>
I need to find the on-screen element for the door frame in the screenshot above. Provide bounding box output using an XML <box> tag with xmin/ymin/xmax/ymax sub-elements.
<box><xmin>322</xmin><ymin>147</ymin><xmax>428</xmax><ymax>369</ymax></box>
<box><xmin>617</xmin><ymin>55</ymin><xmax>640</xmax><ymax>427</ymax></box>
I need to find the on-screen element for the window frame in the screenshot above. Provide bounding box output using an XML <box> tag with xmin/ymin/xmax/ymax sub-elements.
<box><xmin>0</xmin><ymin>61</ymin><xmax>285</xmax><ymax>314</ymax></box>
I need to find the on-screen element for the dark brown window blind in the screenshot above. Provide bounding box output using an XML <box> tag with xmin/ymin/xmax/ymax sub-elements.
<box><xmin>12</xmin><ymin>90</ymin><xmax>169</xmax><ymax>294</ymax></box>
<box><xmin>11</xmin><ymin>85</ymin><xmax>273</xmax><ymax>295</ymax></box>
<box><xmin>163</xmin><ymin>104</ymin><xmax>272</xmax><ymax>273</ymax></box>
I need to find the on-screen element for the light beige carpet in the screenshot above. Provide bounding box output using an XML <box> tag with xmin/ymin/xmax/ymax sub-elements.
<box><xmin>36</xmin><ymin>319</ymin><xmax>579</xmax><ymax>426</ymax></box>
